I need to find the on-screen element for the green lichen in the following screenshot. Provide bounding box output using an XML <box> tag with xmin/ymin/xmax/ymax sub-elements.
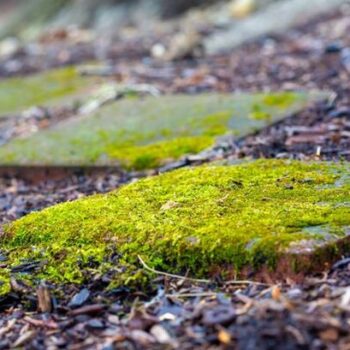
<box><xmin>0</xmin><ymin>91</ymin><xmax>329</xmax><ymax>169</ymax></box>
<box><xmin>0</xmin><ymin>66</ymin><xmax>94</xmax><ymax>116</ymax></box>
<box><xmin>1</xmin><ymin>160</ymin><xmax>349</xmax><ymax>293</ymax></box>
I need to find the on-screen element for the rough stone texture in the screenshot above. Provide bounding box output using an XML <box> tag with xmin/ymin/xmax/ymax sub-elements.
<box><xmin>0</xmin><ymin>91</ymin><xmax>329</xmax><ymax>169</ymax></box>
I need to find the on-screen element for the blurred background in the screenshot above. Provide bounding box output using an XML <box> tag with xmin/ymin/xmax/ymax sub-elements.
<box><xmin>0</xmin><ymin>0</ymin><xmax>348</xmax><ymax>53</ymax></box>
<box><xmin>0</xmin><ymin>0</ymin><xmax>278</xmax><ymax>38</ymax></box>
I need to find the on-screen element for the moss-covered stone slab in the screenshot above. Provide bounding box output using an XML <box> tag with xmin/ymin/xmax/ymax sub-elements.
<box><xmin>0</xmin><ymin>91</ymin><xmax>330</xmax><ymax>169</ymax></box>
<box><xmin>0</xmin><ymin>66</ymin><xmax>96</xmax><ymax>116</ymax></box>
<box><xmin>1</xmin><ymin>160</ymin><xmax>349</xmax><ymax>293</ymax></box>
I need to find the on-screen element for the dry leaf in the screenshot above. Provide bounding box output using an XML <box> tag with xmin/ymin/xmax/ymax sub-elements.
<box><xmin>160</xmin><ymin>201</ymin><xmax>179</xmax><ymax>211</ymax></box>
<box><xmin>150</xmin><ymin>325</ymin><xmax>178</xmax><ymax>347</ymax></box>
<box><xmin>341</xmin><ymin>287</ymin><xmax>350</xmax><ymax>308</ymax></box>
<box><xmin>130</xmin><ymin>330</ymin><xmax>155</xmax><ymax>346</ymax></box>
<box><xmin>218</xmin><ymin>329</ymin><xmax>231</xmax><ymax>344</ymax></box>
<box><xmin>319</xmin><ymin>328</ymin><xmax>339</xmax><ymax>342</ymax></box>
<box><xmin>12</xmin><ymin>331</ymin><xmax>36</xmax><ymax>348</ymax></box>
<box><xmin>271</xmin><ymin>285</ymin><xmax>281</xmax><ymax>301</ymax></box>
<box><xmin>37</xmin><ymin>283</ymin><xmax>52</xmax><ymax>313</ymax></box>
<box><xmin>0</xmin><ymin>319</ymin><xmax>16</xmax><ymax>337</ymax></box>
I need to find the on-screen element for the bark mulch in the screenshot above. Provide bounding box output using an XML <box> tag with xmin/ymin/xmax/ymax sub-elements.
<box><xmin>1</xmin><ymin>7</ymin><xmax>350</xmax><ymax>350</ymax></box>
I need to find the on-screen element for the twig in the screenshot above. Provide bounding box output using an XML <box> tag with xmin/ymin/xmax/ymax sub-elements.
<box><xmin>224</xmin><ymin>280</ymin><xmax>271</xmax><ymax>287</ymax></box>
<box><xmin>137</xmin><ymin>255</ymin><xmax>271</xmax><ymax>286</ymax></box>
<box><xmin>166</xmin><ymin>292</ymin><xmax>218</xmax><ymax>298</ymax></box>
<box><xmin>137</xmin><ymin>255</ymin><xmax>210</xmax><ymax>284</ymax></box>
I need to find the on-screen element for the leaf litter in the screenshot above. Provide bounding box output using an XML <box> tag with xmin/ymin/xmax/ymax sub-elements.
<box><xmin>1</xmin><ymin>5</ymin><xmax>350</xmax><ymax>350</ymax></box>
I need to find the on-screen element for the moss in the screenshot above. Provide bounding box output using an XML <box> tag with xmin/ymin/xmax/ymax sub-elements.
<box><xmin>0</xmin><ymin>91</ymin><xmax>330</xmax><ymax>169</ymax></box>
<box><xmin>249</xmin><ymin>92</ymin><xmax>298</xmax><ymax>120</ymax></box>
<box><xmin>1</xmin><ymin>160</ymin><xmax>349</xmax><ymax>293</ymax></box>
<box><xmin>109</xmin><ymin>136</ymin><xmax>214</xmax><ymax>170</ymax></box>
<box><xmin>0</xmin><ymin>66</ymin><xmax>94</xmax><ymax>116</ymax></box>
<box><xmin>262</xmin><ymin>92</ymin><xmax>297</xmax><ymax>108</ymax></box>
<box><xmin>0</xmin><ymin>273</ymin><xmax>11</xmax><ymax>295</ymax></box>
<box><xmin>249</xmin><ymin>104</ymin><xmax>272</xmax><ymax>121</ymax></box>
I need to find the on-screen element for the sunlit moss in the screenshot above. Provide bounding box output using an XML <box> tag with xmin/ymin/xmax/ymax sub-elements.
<box><xmin>262</xmin><ymin>92</ymin><xmax>297</xmax><ymax>108</ymax></box>
<box><xmin>1</xmin><ymin>160</ymin><xmax>349</xmax><ymax>294</ymax></box>
<box><xmin>109</xmin><ymin>136</ymin><xmax>215</xmax><ymax>170</ymax></box>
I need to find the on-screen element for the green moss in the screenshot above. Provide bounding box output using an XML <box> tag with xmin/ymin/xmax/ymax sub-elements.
<box><xmin>106</xmin><ymin>111</ymin><xmax>232</xmax><ymax>170</ymax></box>
<box><xmin>249</xmin><ymin>92</ymin><xmax>298</xmax><ymax>120</ymax></box>
<box><xmin>0</xmin><ymin>66</ymin><xmax>94</xmax><ymax>116</ymax></box>
<box><xmin>0</xmin><ymin>91</ymin><xmax>330</xmax><ymax>170</ymax></box>
<box><xmin>1</xmin><ymin>160</ymin><xmax>349</xmax><ymax>293</ymax></box>
<box><xmin>109</xmin><ymin>136</ymin><xmax>214</xmax><ymax>170</ymax></box>
<box><xmin>249</xmin><ymin>104</ymin><xmax>272</xmax><ymax>121</ymax></box>
<box><xmin>262</xmin><ymin>92</ymin><xmax>297</xmax><ymax>108</ymax></box>
<box><xmin>0</xmin><ymin>273</ymin><xmax>11</xmax><ymax>295</ymax></box>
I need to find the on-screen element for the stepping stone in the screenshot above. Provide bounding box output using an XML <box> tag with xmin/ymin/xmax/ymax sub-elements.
<box><xmin>0</xmin><ymin>91</ymin><xmax>330</xmax><ymax>170</ymax></box>
<box><xmin>0</xmin><ymin>66</ymin><xmax>97</xmax><ymax>116</ymax></box>
<box><xmin>1</xmin><ymin>159</ymin><xmax>349</xmax><ymax>292</ymax></box>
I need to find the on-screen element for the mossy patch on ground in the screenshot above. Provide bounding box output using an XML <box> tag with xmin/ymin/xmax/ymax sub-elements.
<box><xmin>0</xmin><ymin>66</ymin><xmax>96</xmax><ymax>116</ymax></box>
<box><xmin>0</xmin><ymin>91</ymin><xmax>330</xmax><ymax>169</ymax></box>
<box><xmin>1</xmin><ymin>159</ymin><xmax>349</xmax><ymax>294</ymax></box>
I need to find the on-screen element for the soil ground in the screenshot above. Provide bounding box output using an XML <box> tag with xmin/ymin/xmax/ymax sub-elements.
<box><xmin>1</xmin><ymin>7</ymin><xmax>350</xmax><ymax>350</ymax></box>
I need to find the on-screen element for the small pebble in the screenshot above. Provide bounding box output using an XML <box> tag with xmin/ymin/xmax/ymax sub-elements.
<box><xmin>68</xmin><ymin>288</ymin><xmax>90</xmax><ymax>308</ymax></box>
<box><xmin>329</xmin><ymin>107</ymin><xmax>350</xmax><ymax>119</ymax></box>
<box><xmin>86</xmin><ymin>319</ymin><xmax>105</xmax><ymax>330</ymax></box>
<box><xmin>287</xmin><ymin>288</ymin><xmax>303</xmax><ymax>299</ymax></box>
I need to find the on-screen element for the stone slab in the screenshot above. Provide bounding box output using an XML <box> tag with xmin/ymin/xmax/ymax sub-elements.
<box><xmin>1</xmin><ymin>159</ymin><xmax>349</xmax><ymax>293</ymax></box>
<box><xmin>0</xmin><ymin>91</ymin><xmax>330</xmax><ymax>170</ymax></box>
